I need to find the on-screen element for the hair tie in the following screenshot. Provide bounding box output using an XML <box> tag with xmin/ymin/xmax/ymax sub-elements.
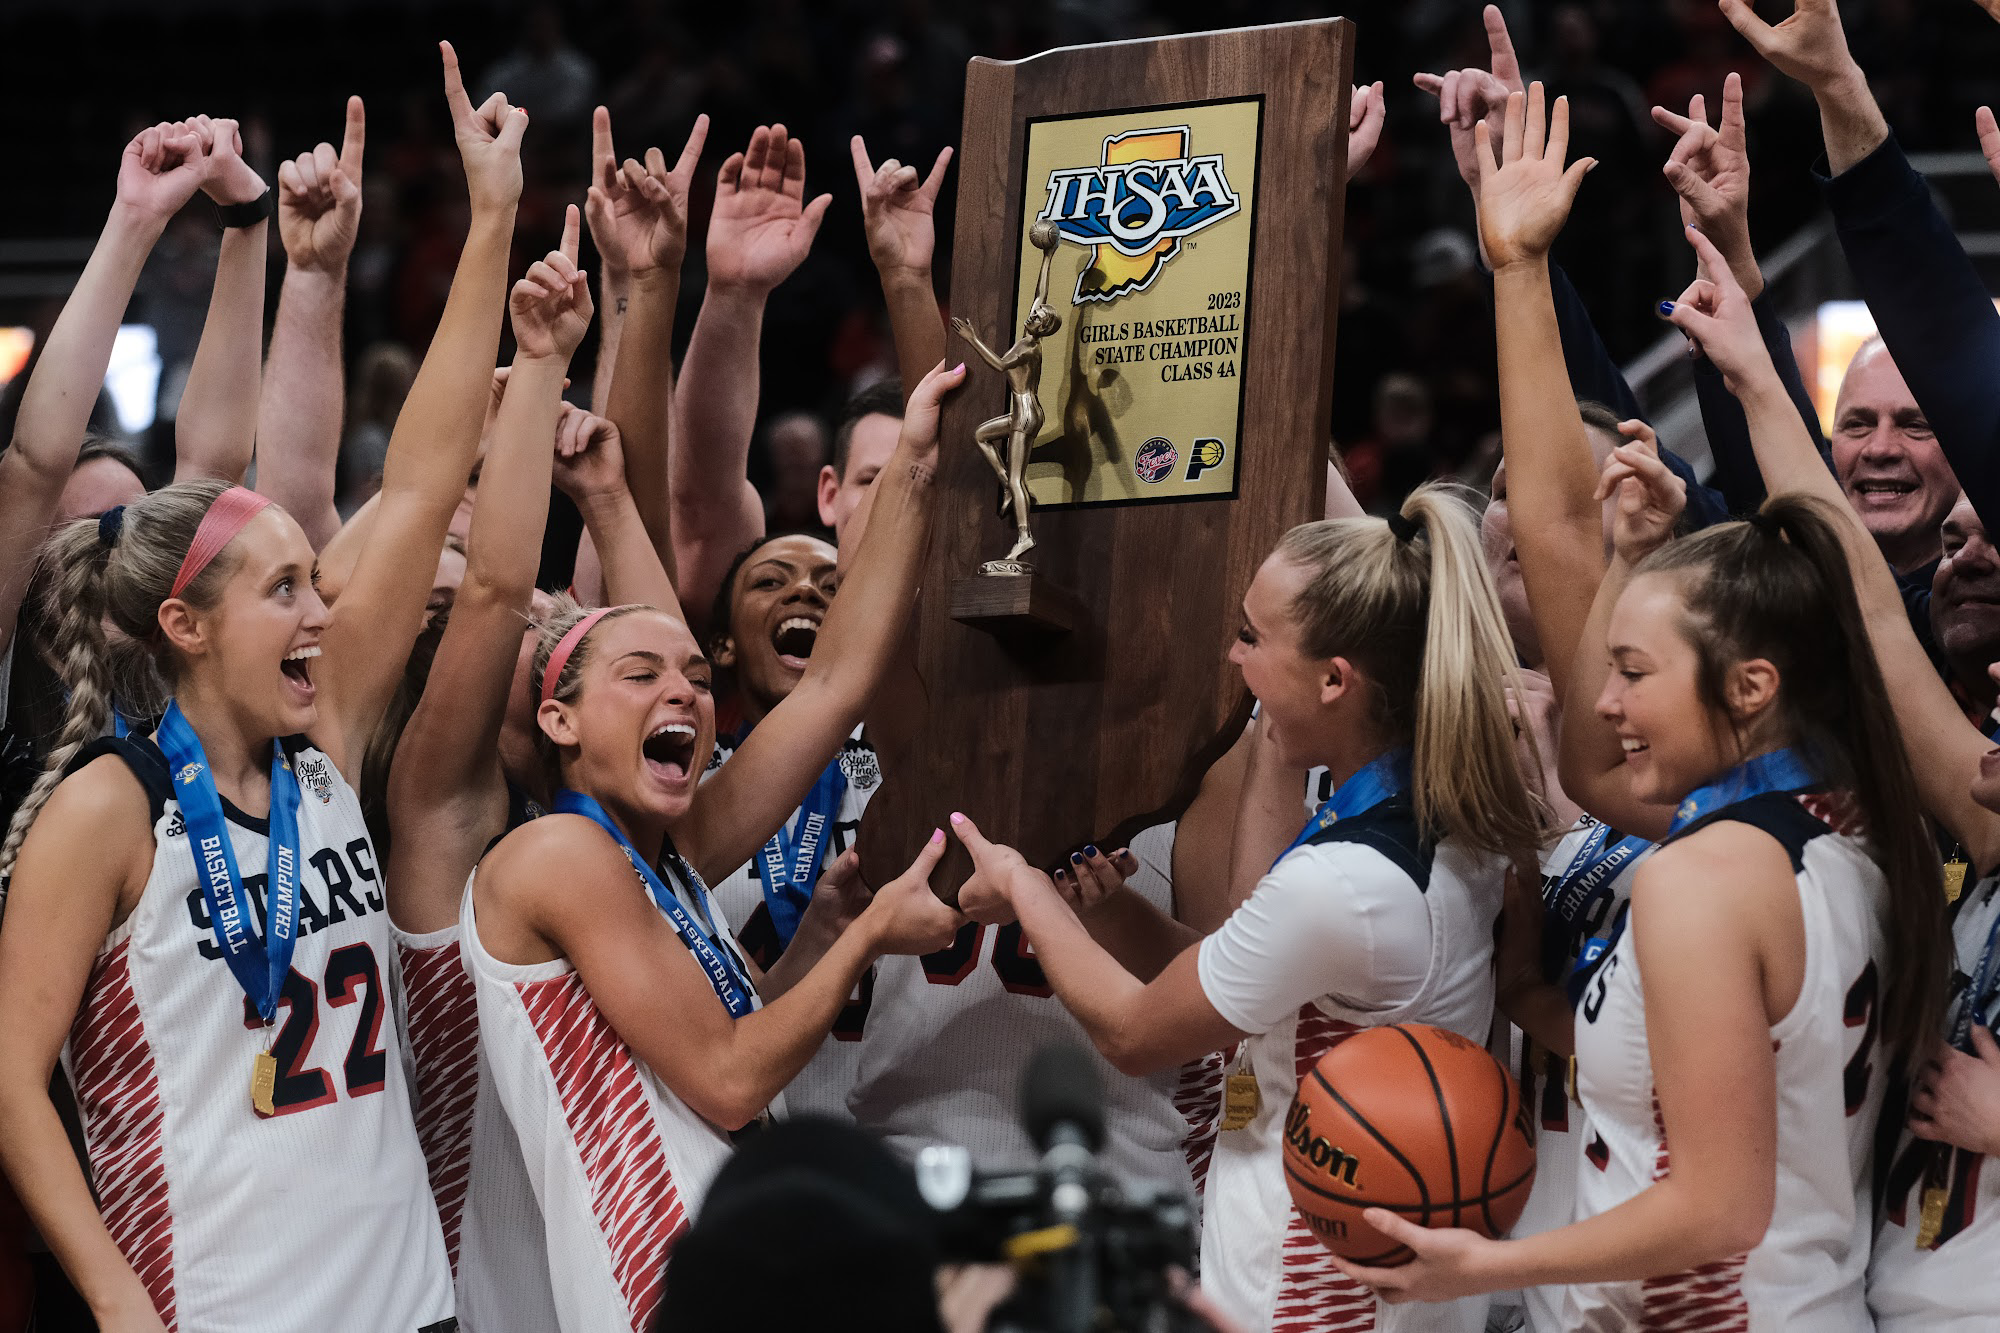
<box><xmin>170</xmin><ymin>487</ymin><xmax>271</xmax><ymax>599</ymax></box>
<box><xmin>1747</xmin><ymin>510</ymin><xmax>1783</xmax><ymax>541</ymax></box>
<box><xmin>1387</xmin><ymin>512</ymin><xmax>1422</xmax><ymax>544</ymax></box>
<box><xmin>540</xmin><ymin>605</ymin><xmax>639</xmax><ymax>708</ymax></box>
<box><xmin>97</xmin><ymin>506</ymin><xmax>126</xmax><ymax>549</ymax></box>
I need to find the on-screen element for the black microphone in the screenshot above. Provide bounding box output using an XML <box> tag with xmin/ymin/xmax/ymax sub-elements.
<box><xmin>1020</xmin><ymin>1043</ymin><xmax>1105</xmax><ymax>1333</ymax></box>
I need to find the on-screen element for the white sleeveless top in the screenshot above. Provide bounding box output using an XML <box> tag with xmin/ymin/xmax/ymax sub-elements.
<box><xmin>1571</xmin><ymin>792</ymin><xmax>1885</xmax><ymax>1331</ymax></box>
<box><xmin>459</xmin><ymin>839</ymin><xmax>741</xmax><ymax>1333</ymax></box>
<box><xmin>59</xmin><ymin>736</ymin><xmax>452</xmax><ymax>1332</ymax></box>
<box><xmin>1866</xmin><ymin>870</ymin><xmax>2000</xmax><ymax>1331</ymax></box>
<box><xmin>703</xmin><ymin>724</ymin><xmax>880</xmax><ymax>1119</ymax></box>
<box><xmin>1193</xmin><ymin>796</ymin><xmax>1503</xmax><ymax>1333</ymax></box>
<box><xmin>1506</xmin><ymin>814</ymin><xmax>1652</xmax><ymax>1332</ymax></box>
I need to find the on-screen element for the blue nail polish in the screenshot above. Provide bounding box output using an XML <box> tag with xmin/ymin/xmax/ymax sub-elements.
<box><xmin>1070</xmin><ymin>851</ymin><xmax>1084</xmax><ymax>864</ymax></box>
<box><xmin>1658</xmin><ymin>300</ymin><xmax>1676</xmax><ymax>316</ymax></box>
<box><xmin>1084</xmin><ymin>845</ymin><xmax>1100</xmax><ymax>858</ymax></box>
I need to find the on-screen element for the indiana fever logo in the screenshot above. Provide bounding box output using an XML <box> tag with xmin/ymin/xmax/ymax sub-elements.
<box><xmin>1038</xmin><ymin>125</ymin><xmax>1241</xmax><ymax>305</ymax></box>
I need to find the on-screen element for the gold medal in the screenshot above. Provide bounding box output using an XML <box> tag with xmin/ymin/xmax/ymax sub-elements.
<box><xmin>250</xmin><ymin>1050</ymin><xmax>277</xmax><ymax>1118</ymax></box>
<box><xmin>1916</xmin><ymin>1184</ymin><xmax>1948</xmax><ymax>1250</ymax></box>
<box><xmin>1564</xmin><ymin>1053</ymin><xmax>1579</xmax><ymax>1105</ymax></box>
<box><xmin>1944</xmin><ymin>858</ymin><xmax>1969</xmax><ymax>904</ymax></box>
<box><xmin>1220</xmin><ymin>1070</ymin><xmax>1260</xmax><ymax>1132</ymax></box>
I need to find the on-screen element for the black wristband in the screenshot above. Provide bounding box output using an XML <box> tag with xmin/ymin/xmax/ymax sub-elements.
<box><xmin>214</xmin><ymin>188</ymin><xmax>273</xmax><ymax>229</ymax></box>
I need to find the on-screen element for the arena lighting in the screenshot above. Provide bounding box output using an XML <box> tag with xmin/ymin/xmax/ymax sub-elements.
<box><xmin>0</xmin><ymin>324</ymin><xmax>161</xmax><ymax>434</ymax></box>
<box><xmin>1812</xmin><ymin>298</ymin><xmax>2000</xmax><ymax>434</ymax></box>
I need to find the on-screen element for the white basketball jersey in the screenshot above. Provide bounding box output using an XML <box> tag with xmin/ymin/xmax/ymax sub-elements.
<box><xmin>460</xmin><ymin>850</ymin><xmax>737</xmax><ymax>1333</ymax></box>
<box><xmin>703</xmin><ymin>725</ymin><xmax>880</xmax><ymax>1119</ymax></box>
<box><xmin>1507</xmin><ymin>815</ymin><xmax>1652</xmax><ymax>1333</ymax></box>
<box><xmin>1867</xmin><ymin>871</ymin><xmax>2000</xmax><ymax>1331</ymax></box>
<box><xmin>1572</xmin><ymin>793</ymin><xmax>1885</xmax><ymax>1331</ymax></box>
<box><xmin>846</xmin><ymin>817</ymin><xmax>1198</xmax><ymax>1198</ymax></box>
<box><xmin>1193</xmin><ymin>797</ymin><xmax>1503</xmax><ymax>1333</ymax></box>
<box><xmin>58</xmin><ymin>736</ymin><xmax>452</xmax><ymax>1332</ymax></box>
<box><xmin>395</xmin><ymin>924</ymin><xmax>559</xmax><ymax>1333</ymax></box>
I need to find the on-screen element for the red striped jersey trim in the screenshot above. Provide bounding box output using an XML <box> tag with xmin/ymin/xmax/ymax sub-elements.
<box><xmin>1273</xmin><ymin>1007</ymin><xmax>1371</xmax><ymax>1332</ymax></box>
<box><xmin>1640</xmin><ymin>1094</ymin><xmax>1749</xmax><ymax>1330</ymax></box>
<box><xmin>69</xmin><ymin>940</ymin><xmax>176</xmax><ymax>1329</ymax></box>
<box><xmin>517</xmin><ymin>973</ymin><xmax>687</xmax><ymax>1332</ymax></box>
<box><xmin>400</xmin><ymin>938</ymin><xmax>479</xmax><ymax>1275</ymax></box>
<box><xmin>1174</xmin><ymin>1046</ymin><xmax>1229</xmax><ymax>1197</ymax></box>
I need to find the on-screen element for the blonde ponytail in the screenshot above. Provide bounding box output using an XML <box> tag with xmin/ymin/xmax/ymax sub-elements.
<box><xmin>0</xmin><ymin>480</ymin><xmax>241</xmax><ymax>891</ymax></box>
<box><xmin>1401</xmin><ymin>487</ymin><xmax>1546</xmax><ymax>863</ymax></box>
<box><xmin>1276</xmin><ymin>483</ymin><xmax>1544</xmax><ymax>863</ymax></box>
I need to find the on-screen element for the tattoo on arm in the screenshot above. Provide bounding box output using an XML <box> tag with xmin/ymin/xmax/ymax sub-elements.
<box><xmin>908</xmin><ymin>461</ymin><xmax>936</xmax><ymax>485</ymax></box>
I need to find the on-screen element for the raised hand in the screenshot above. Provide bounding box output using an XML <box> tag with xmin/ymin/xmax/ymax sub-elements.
<box><xmin>1345</xmin><ymin>83</ymin><xmax>1387</xmax><ymax>182</ymax></box>
<box><xmin>441</xmin><ymin>39</ymin><xmax>527</xmax><ymax>214</ymax></box>
<box><xmin>550</xmin><ymin>402</ymin><xmax>627</xmax><ymax>500</ymax></box>
<box><xmin>1414</xmin><ymin>4</ymin><xmax>1525</xmax><ymax>189</ymax></box>
<box><xmin>898</xmin><ymin>357</ymin><xmax>965</xmax><ymax>468</ymax></box>
<box><xmin>860</xmin><ymin>829</ymin><xmax>967</xmax><ymax>955</ymax></box>
<box><xmin>851</xmin><ymin>136</ymin><xmax>953</xmax><ymax>279</ymax></box>
<box><xmin>277</xmin><ymin>96</ymin><xmax>365</xmax><ymax>274</ymax></box>
<box><xmin>115</xmin><ymin>121</ymin><xmax>210</xmax><ymax>222</ymax></box>
<box><xmin>1718</xmin><ymin>0</ymin><xmax>1861</xmax><ymax>93</ymax></box>
<box><xmin>1979</xmin><ymin>106</ymin><xmax>2000</xmax><ymax>192</ymax></box>
<box><xmin>1593</xmin><ymin>418</ymin><xmax>1686</xmax><ymax>566</ymax></box>
<box><xmin>1658</xmin><ymin>225</ymin><xmax>1775</xmax><ymax>393</ymax></box>
<box><xmin>707</xmin><ymin>124</ymin><xmax>832</xmax><ymax>293</ymax></box>
<box><xmin>185</xmin><ymin>115</ymin><xmax>267</xmax><ymax>206</ymax></box>
<box><xmin>1652</xmin><ymin>74</ymin><xmax>1759</xmax><ymax>298</ymax></box>
<box><xmin>509</xmin><ymin>206</ymin><xmax>593</xmax><ymax>362</ymax></box>
<box><xmin>586</xmin><ymin>106</ymin><xmax>709</xmax><ymax>276</ymax></box>
<box><xmin>1910</xmin><ymin>1027</ymin><xmax>2000</xmax><ymax>1157</ymax></box>
<box><xmin>1473</xmin><ymin>85</ymin><xmax>1598</xmax><ymax>271</ymax></box>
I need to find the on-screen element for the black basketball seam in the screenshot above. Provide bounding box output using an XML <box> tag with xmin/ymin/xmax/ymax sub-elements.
<box><xmin>1393</xmin><ymin>1026</ymin><xmax>1460</xmax><ymax>1228</ymax></box>
<box><xmin>1308</xmin><ymin>1067</ymin><xmax>1432</xmax><ymax>1212</ymax></box>
<box><xmin>1285</xmin><ymin>1158</ymin><xmax>1535</xmax><ymax>1210</ymax></box>
<box><xmin>1479</xmin><ymin>1056</ymin><xmax>1514</xmax><ymax>1236</ymax></box>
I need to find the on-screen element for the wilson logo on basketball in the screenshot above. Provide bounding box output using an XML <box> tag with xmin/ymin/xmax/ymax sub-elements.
<box><xmin>1284</xmin><ymin>1100</ymin><xmax>1360</xmax><ymax>1187</ymax></box>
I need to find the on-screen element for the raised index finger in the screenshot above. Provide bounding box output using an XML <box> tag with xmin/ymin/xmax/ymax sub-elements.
<box><xmin>560</xmin><ymin>203</ymin><xmax>581</xmax><ymax>265</ymax></box>
<box><xmin>1484</xmin><ymin>3</ymin><xmax>1522</xmax><ymax>91</ymax></box>
<box><xmin>673</xmin><ymin>113</ymin><xmax>710</xmax><ymax>184</ymax></box>
<box><xmin>440</xmin><ymin>41</ymin><xmax>474</xmax><ymax>123</ymax></box>
<box><xmin>849</xmin><ymin>133</ymin><xmax>876</xmax><ymax>188</ymax></box>
<box><xmin>592</xmin><ymin>105</ymin><xmax>617</xmax><ymax>189</ymax></box>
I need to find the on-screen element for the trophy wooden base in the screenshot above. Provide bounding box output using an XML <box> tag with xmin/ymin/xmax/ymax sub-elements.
<box><xmin>949</xmin><ymin>567</ymin><xmax>1084</xmax><ymax>637</ymax></box>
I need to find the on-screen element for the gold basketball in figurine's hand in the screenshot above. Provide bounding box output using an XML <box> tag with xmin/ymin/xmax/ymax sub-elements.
<box><xmin>1029</xmin><ymin>220</ymin><xmax>1060</xmax><ymax>250</ymax></box>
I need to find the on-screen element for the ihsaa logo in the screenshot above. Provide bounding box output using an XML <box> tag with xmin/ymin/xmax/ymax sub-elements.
<box><xmin>1038</xmin><ymin>125</ymin><xmax>1241</xmax><ymax>304</ymax></box>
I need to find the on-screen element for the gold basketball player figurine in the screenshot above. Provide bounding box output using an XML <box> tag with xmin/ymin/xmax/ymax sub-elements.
<box><xmin>952</xmin><ymin>220</ymin><xmax>1063</xmax><ymax>573</ymax></box>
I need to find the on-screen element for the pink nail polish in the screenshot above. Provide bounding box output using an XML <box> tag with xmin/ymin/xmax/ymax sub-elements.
<box><xmin>930</xmin><ymin>828</ymin><xmax>944</xmax><ymax>845</ymax></box>
<box><xmin>950</xmin><ymin>811</ymin><xmax>966</xmax><ymax>825</ymax></box>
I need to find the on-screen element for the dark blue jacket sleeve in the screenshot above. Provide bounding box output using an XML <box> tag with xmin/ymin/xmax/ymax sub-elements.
<box><xmin>1820</xmin><ymin>135</ymin><xmax>2000</xmax><ymax>535</ymax></box>
<box><xmin>1691</xmin><ymin>294</ymin><xmax>1835</xmax><ymax>514</ymax></box>
<box><xmin>1543</xmin><ymin>261</ymin><xmax>1730</xmax><ymax>528</ymax></box>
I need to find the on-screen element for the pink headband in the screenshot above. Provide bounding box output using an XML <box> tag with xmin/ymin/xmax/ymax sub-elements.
<box><xmin>170</xmin><ymin>487</ymin><xmax>272</xmax><ymax>599</ymax></box>
<box><xmin>540</xmin><ymin>605</ymin><xmax>638</xmax><ymax>707</ymax></box>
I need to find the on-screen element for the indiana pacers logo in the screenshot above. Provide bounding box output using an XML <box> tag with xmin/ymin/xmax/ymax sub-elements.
<box><xmin>1038</xmin><ymin>125</ymin><xmax>1241</xmax><ymax>305</ymax></box>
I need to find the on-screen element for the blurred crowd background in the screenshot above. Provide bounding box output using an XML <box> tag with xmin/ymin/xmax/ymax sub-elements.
<box><xmin>3</xmin><ymin>0</ymin><xmax>1997</xmax><ymax>518</ymax></box>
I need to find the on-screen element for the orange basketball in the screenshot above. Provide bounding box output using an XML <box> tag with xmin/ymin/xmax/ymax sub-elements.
<box><xmin>1283</xmin><ymin>1023</ymin><xmax>1536</xmax><ymax>1266</ymax></box>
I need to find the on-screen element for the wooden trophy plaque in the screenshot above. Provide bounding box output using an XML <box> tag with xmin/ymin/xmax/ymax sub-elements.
<box><xmin>858</xmin><ymin>20</ymin><xmax>1353</xmax><ymax>896</ymax></box>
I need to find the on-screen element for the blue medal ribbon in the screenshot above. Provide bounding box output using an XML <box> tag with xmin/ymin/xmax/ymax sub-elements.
<box><xmin>1949</xmin><ymin>883</ymin><xmax>2000</xmax><ymax>1052</ymax></box>
<box><xmin>1580</xmin><ymin>747</ymin><xmax>1822</xmax><ymax>980</ymax></box>
<box><xmin>1665</xmin><ymin>746</ymin><xmax>1819</xmax><ymax>839</ymax></box>
<box><xmin>1543</xmin><ymin>817</ymin><xmax>1653</xmax><ymax>1007</ymax></box>
<box><xmin>1274</xmin><ymin>748</ymin><xmax>1412</xmax><ymax>869</ymax></box>
<box><xmin>553</xmin><ymin>789</ymin><xmax>756</xmax><ymax>1017</ymax></box>
<box><xmin>155</xmin><ymin>702</ymin><xmax>303</xmax><ymax>1023</ymax></box>
<box><xmin>754</xmin><ymin>757</ymin><xmax>845</xmax><ymax>948</ymax></box>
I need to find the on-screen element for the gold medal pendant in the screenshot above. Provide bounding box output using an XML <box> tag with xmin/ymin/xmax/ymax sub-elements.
<box><xmin>1916</xmin><ymin>1184</ymin><xmax>1948</xmax><ymax>1250</ymax></box>
<box><xmin>1944</xmin><ymin>859</ymin><xmax>1969</xmax><ymax>905</ymax></box>
<box><xmin>250</xmin><ymin>1050</ymin><xmax>277</xmax><ymax>1118</ymax></box>
<box><xmin>1220</xmin><ymin>1070</ymin><xmax>1261</xmax><ymax>1132</ymax></box>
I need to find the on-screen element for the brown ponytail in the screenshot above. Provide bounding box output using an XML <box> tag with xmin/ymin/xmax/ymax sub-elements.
<box><xmin>1634</xmin><ymin>494</ymin><xmax>1948</xmax><ymax>1061</ymax></box>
